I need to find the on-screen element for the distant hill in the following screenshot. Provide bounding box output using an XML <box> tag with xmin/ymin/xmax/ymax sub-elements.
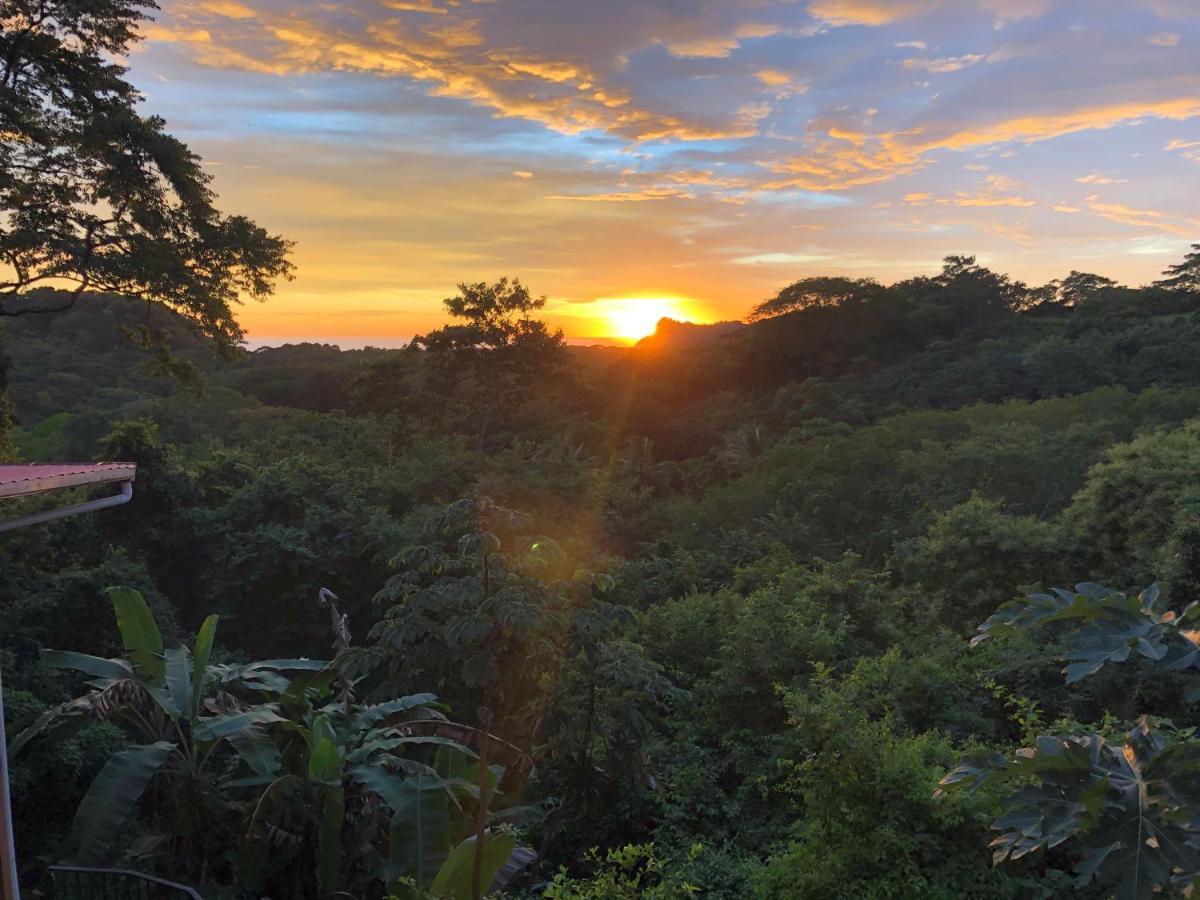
<box><xmin>0</xmin><ymin>293</ymin><xmax>390</xmax><ymax>429</ymax></box>
<box><xmin>634</xmin><ymin>317</ymin><xmax>745</xmax><ymax>351</ymax></box>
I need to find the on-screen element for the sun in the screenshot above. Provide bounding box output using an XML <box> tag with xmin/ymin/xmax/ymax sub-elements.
<box><xmin>599</xmin><ymin>297</ymin><xmax>692</xmax><ymax>342</ymax></box>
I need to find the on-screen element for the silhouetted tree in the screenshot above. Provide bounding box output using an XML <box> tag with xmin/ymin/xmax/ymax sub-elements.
<box><xmin>749</xmin><ymin>276</ymin><xmax>885</xmax><ymax>321</ymax></box>
<box><xmin>0</xmin><ymin>0</ymin><xmax>293</xmax><ymax>350</ymax></box>
<box><xmin>1054</xmin><ymin>271</ymin><xmax>1118</xmax><ymax>306</ymax></box>
<box><xmin>1155</xmin><ymin>243</ymin><xmax>1200</xmax><ymax>294</ymax></box>
<box><xmin>413</xmin><ymin>277</ymin><xmax>567</xmax><ymax>446</ymax></box>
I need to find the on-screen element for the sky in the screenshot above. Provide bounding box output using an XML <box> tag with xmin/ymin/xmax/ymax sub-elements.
<box><xmin>133</xmin><ymin>0</ymin><xmax>1200</xmax><ymax>344</ymax></box>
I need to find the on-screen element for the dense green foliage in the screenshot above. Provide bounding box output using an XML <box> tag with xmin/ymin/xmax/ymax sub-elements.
<box><xmin>4</xmin><ymin>247</ymin><xmax>1200</xmax><ymax>897</ymax></box>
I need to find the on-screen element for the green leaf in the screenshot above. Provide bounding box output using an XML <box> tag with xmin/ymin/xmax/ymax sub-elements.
<box><xmin>348</xmin><ymin>734</ymin><xmax>473</xmax><ymax>767</ymax></box>
<box><xmin>106</xmin><ymin>587</ymin><xmax>165</xmax><ymax>685</ymax></box>
<box><xmin>306</xmin><ymin>715</ymin><xmax>343</xmax><ymax>785</ymax></box>
<box><xmin>162</xmin><ymin>646</ymin><xmax>191</xmax><ymax>721</ymax></box>
<box><xmin>11</xmin><ymin>696</ymin><xmax>94</xmax><ymax>756</ymax></box>
<box><xmin>429</xmin><ymin>832</ymin><xmax>517</xmax><ymax>900</ymax></box>
<box><xmin>40</xmin><ymin>650</ymin><xmax>134</xmax><ymax>682</ymax></box>
<box><xmin>193</xmin><ymin>707</ymin><xmax>285</xmax><ymax>742</ymax></box>
<box><xmin>317</xmin><ymin>785</ymin><xmax>344</xmax><ymax>896</ymax></box>
<box><xmin>435</xmin><ymin>745</ymin><xmax>471</xmax><ymax>781</ymax></box>
<box><xmin>965</xmin><ymin>721</ymin><xmax>1200</xmax><ymax>896</ymax></box>
<box><xmin>282</xmin><ymin>667</ymin><xmax>338</xmax><ymax>705</ymax></box>
<box><xmin>225</xmin><ymin>723</ymin><xmax>282</xmax><ymax>777</ymax></box>
<box><xmin>191</xmin><ymin>615</ymin><xmax>218</xmax><ymax>718</ymax></box>
<box><xmin>384</xmin><ymin>772</ymin><xmax>453</xmax><ymax>890</ymax></box>
<box><xmin>309</xmin><ymin>737</ymin><xmax>342</xmax><ymax>786</ymax></box>
<box><xmin>349</xmin><ymin>765</ymin><xmax>456</xmax><ymax>888</ymax></box>
<box><xmin>306</xmin><ymin>713</ymin><xmax>336</xmax><ymax>751</ymax></box>
<box><xmin>250</xmin><ymin>658</ymin><xmax>328</xmax><ymax>671</ymax></box>
<box><xmin>352</xmin><ymin>693</ymin><xmax>439</xmax><ymax>732</ymax></box>
<box><xmin>972</xmin><ymin>583</ymin><xmax>1200</xmax><ymax>693</ymax></box>
<box><xmin>68</xmin><ymin>741</ymin><xmax>174</xmax><ymax>866</ymax></box>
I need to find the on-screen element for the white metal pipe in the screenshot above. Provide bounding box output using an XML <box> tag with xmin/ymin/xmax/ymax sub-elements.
<box><xmin>0</xmin><ymin>480</ymin><xmax>133</xmax><ymax>534</ymax></box>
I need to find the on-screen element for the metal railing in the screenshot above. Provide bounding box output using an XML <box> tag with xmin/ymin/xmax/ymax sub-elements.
<box><xmin>48</xmin><ymin>866</ymin><xmax>202</xmax><ymax>899</ymax></box>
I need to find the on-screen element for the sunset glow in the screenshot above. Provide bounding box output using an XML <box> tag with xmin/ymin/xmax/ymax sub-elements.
<box><xmin>129</xmin><ymin>0</ymin><xmax>1200</xmax><ymax>344</ymax></box>
<box><xmin>597</xmin><ymin>297</ymin><xmax>701</xmax><ymax>343</ymax></box>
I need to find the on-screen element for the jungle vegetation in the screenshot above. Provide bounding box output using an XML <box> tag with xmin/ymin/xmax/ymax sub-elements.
<box><xmin>4</xmin><ymin>245</ymin><xmax>1200</xmax><ymax>898</ymax></box>
<box><xmin>6</xmin><ymin>1</ymin><xmax>1200</xmax><ymax>897</ymax></box>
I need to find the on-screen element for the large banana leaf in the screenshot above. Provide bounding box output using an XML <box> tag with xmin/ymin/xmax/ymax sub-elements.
<box><xmin>161</xmin><ymin>646</ymin><xmax>191</xmax><ymax>721</ymax></box>
<box><xmin>347</xmin><ymin>734</ymin><xmax>473</xmax><ymax>767</ymax></box>
<box><xmin>106</xmin><ymin>587</ymin><xmax>165</xmax><ymax>685</ymax></box>
<box><xmin>68</xmin><ymin>741</ymin><xmax>175</xmax><ymax>865</ymax></box>
<box><xmin>250</xmin><ymin>658</ymin><xmax>329</xmax><ymax>671</ymax></box>
<box><xmin>317</xmin><ymin>785</ymin><xmax>344</xmax><ymax>896</ymax></box>
<box><xmin>282</xmin><ymin>667</ymin><xmax>339</xmax><ymax>704</ymax></box>
<box><xmin>210</xmin><ymin>659</ymin><xmax>328</xmax><ymax>696</ymax></box>
<box><xmin>11</xmin><ymin>696</ymin><xmax>95</xmax><ymax>756</ymax></box>
<box><xmin>191</xmin><ymin>614</ymin><xmax>218</xmax><ymax>719</ymax></box>
<box><xmin>306</xmin><ymin>714</ymin><xmax>343</xmax><ymax>786</ymax></box>
<box><xmin>352</xmin><ymin>693</ymin><xmax>439</xmax><ymax>732</ymax></box>
<box><xmin>40</xmin><ymin>650</ymin><xmax>134</xmax><ymax>682</ymax></box>
<box><xmin>193</xmin><ymin>707</ymin><xmax>285</xmax><ymax>742</ymax></box>
<box><xmin>224</xmin><ymin>722</ymin><xmax>282</xmax><ymax>778</ymax></box>
<box><xmin>428</xmin><ymin>831</ymin><xmax>516</xmax><ymax>900</ymax></box>
<box><xmin>367</xmin><ymin>769</ymin><xmax>452</xmax><ymax>889</ymax></box>
<box><xmin>388</xmin><ymin>777</ymin><xmax>453</xmax><ymax>892</ymax></box>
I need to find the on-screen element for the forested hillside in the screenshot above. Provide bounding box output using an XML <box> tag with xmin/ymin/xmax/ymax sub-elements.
<box><xmin>5</xmin><ymin>250</ymin><xmax>1200</xmax><ymax>897</ymax></box>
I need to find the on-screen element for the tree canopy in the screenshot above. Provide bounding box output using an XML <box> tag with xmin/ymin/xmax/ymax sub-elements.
<box><xmin>1155</xmin><ymin>244</ymin><xmax>1200</xmax><ymax>294</ymax></box>
<box><xmin>0</xmin><ymin>0</ymin><xmax>293</xmax><ymax>351</ymax></box>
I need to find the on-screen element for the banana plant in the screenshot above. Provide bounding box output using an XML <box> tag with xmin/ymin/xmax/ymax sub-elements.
<box><xmin>244</xmin><ymin>663</ymin><xmax>536</xmax><ymax>898</ymax></box>
<box><xmin>13</xmin><ymin>586</ymin><xmax>324</xmax><ymax>881</ymax></box>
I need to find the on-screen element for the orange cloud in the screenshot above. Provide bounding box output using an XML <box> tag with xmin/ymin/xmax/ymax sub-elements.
<box><xmin>808</xmin><ymin>0</ymin><xmax>934</xmax><ymax>26</ymax></box>
<box><xmin>904</xmin><ymin>186</ymin><xmax>1036</xmax><ymax>207</ymax></box>
<box><xmin>902</xmin><ymin>54</ymin><xmax>985</xmax><ymax>73</ymax></box>
<box><xmin>755</xmin><ymin>69</ymin><xmax>807</xmax><ymax>97</ymax></box>
<box><xmin>144</xmin><ymin>3</ymin><xmax>769</xmax><ymax>143</ymax></box>
<box><xmin>1148</xmin><ymin>32</ymin><xmax>1181</xmax><ymax>46</ymax></box>
<box><xmin>767</xmin><ymin>96</ymin><xmax>1200</xmax><ymax>191</ymax></box>
<box><xmin>545</xmin><ymin>187</ymin><xmax>694</xmax><ymax>202</ymax></box>
<box><xmin>1076</xmin><ymin>173</ymin><xmax>1127</xmax><ymax>184</ymax></box>
<box><xmin>197</xmin><ymin>0</ymin><xmax>254</xmax><ymax>19</ymax></box>
<box><xmin>810</xmin><ymin>0</ymin><xmax>1048</xmax><ymax>26</ymax></box>
<box><xmin>1085</xmin><ymin>200</ymin><xmax>1200</xmax><ymax>236</ymax></box>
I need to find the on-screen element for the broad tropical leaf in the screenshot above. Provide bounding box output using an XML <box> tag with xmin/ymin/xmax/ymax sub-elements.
<box><xmin>971</xmin><ymin>583</ymin><xmax>1200</xmax><ymax>686</ymax></box>
<box><xmin>347</xmin><ymin>734</ymin><xmax>473</xmax><ymax>767</ymax></box>
<box><xmin>11</xmin><ymin>696</ymin><xmax>95</xmax><ymax>756</ymax></box>
<box><xmin>251</xmin><ymin>658</ymin><xmax>329</xmax><ymax>672</ymax></box>
<box><xmin>428</xmin><ymin>831</ymin><xmax>517</xmax><ymax>900</ymax></box>
<box><xmin>161</xmin><ymin>646</ymin><xmax>191</xmax><ymax>721</ymax></box>
<box><xmin>191</xmin><ymin>615</ymin><xmax>219</xmax><ymax>718</ymax></box>
<box><xmin>348</xmin><ymin>765</ymin><xmax>454</xmax><ymax>888</ymax></box>
<box><xmin>940</xmin><ymin>721</ymin><xmax>1200</xmax><ymax>898</ymax></box>
<box><xmin>225</xmin><ymin>723</ymin><xmax>282</xmax><ymax>778</ymax></box>
<box><xmin>68</xmin><ymin>741</ymin><xmax>175</xmax><ymax>865</ymax></box>
<box><xmin>193</xmin><ymin>707</ymin><xmax>285</xmax><ymax>742</ymax></box>
<box><xmin>306</xmin><ymin>715</ymin><xmax>342</xmax><ymax>785</ymax></box>
<box><xmin>106</xmin><ymin>587</ymin><xmax>165</xmax><ymax>685</ymax></box>
<box><xmin>351</xmin><ymin>693</ymin><xmax>439</xmax><ymax>732</ymax></box>
<box><xmin>317</xmin><ymin>785</ymin><xmax>344</xmax><ymax>896</ymax></box>
<box><xmin>40</xmin><ymin>650</ymin><xmax>134</xmax><ymax>683</ymax></box>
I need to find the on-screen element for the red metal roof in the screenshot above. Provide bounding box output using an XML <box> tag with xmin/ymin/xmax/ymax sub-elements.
<box><xmin>0</xmin><ymin>463</ymin><xmax>137</xmax><ymax>500</ymax></box>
